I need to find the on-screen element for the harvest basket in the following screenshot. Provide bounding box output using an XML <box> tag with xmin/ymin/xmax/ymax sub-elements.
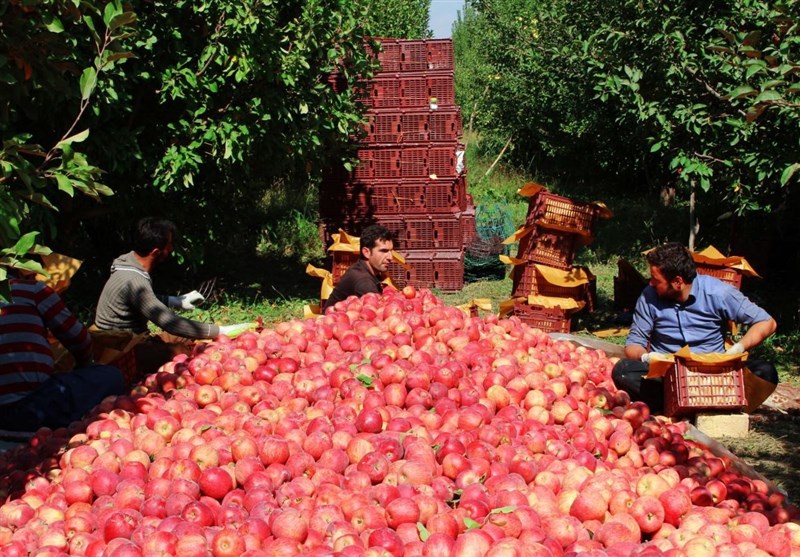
<box><xmin>664</xmin><ymin>359</ymin><xmax>747</xmax><ymax>417</ymax></box>
<box><xmin>695</xmin><ymin>264</ymin><xmax>743</xmax><ymax>290</ymax></box>
<box><xmin>509</xmin><ymin>302</ymin><xmax>572</xmax><ymax>333</ymax></box>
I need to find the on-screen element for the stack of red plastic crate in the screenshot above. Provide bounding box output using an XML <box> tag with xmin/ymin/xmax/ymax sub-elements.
<box><xmin>508</xmin><ymin>189</ymin><xmax>606</xmax><ymax>332</ymax></box>
<box><xmin>321</xmin><ymin>38</ymin><xmax>473</xmax><ymax>292</ymax></box>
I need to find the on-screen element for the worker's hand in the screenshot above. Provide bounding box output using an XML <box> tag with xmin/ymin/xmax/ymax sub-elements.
<box><xmin>218</xmin><ymin>322</ymin><xmax>258</xmax><ymax>338</ymax></box>
<box><xmin>640</xmin><ymin>352</ymin><xmax>653</xmax><ymax>364</ymax></box>
<box><xmin>725</xmin><ymin>341</ymin><xmax>745</xmax><ymax>355</ymax></box>
<box><xmin>168</xmin><ymin>290</ymin><xmax>205</xmax><ymax>310</ymax></box>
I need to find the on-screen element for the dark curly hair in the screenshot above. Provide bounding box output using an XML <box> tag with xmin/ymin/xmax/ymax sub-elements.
<box><xmin>133</xmin><ymin>217</ymin><xmax>176</xmax><ymax>256</ymax></box>
<box><xmin>646</xmin><ymin>242</ymin><xmax>697</xmax><ymax>282</ymax></box>
<box><xmin>360</xmin><ymin>224</ymin><xmax>394</xmax><ymax>253</ymax></box>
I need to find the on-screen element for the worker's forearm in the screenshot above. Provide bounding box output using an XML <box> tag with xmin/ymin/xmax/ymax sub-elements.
<box><xmin>624</xmin><ymin>345</ymin><xmax>647</xmax><ymax>360</ymax></box>
<box><xmin>739</xmin><ymin>319</ymin><xmax>777</xmax><ymax>351</ymax></box>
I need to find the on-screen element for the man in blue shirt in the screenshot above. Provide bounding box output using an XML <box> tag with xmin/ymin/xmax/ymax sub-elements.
<box><xmin>612</xmin><ymin>242</ymin><xmax>778</xmax><ymax>413</ymax></box>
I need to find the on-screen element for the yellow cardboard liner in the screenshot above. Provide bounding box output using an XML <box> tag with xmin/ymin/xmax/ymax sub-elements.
<box><xmin>306</xmin><ymin>264</ymin><xmax>334</xmax><ymax>302</ymax></box>
<box><xmin>517</xmin><ymin>182</ymin><xmax>547</xmax><ymax>198</ymax></box>
<box><xmin>693</xmin><ymin>246</ymin><xmax>759</xmax><ymax>278</ymax></box>
<box><xmin>643</xmin><ymin>245</ymin><xmax>759</xmax><ymax>278</ymax></box>
<box><xmin>457</xmin><ymin>298</ymin><xmax>493</xmax><ymax>316</ymax></box>
<box><xmin>645</xmin><ymin>346</ymin><xmax>749</xmax><ymax>379</ymax></box>
<box><xmin>534</xmin><ymin>264</ymin><xmax>592</xmax><ymax>287</ymax></box>
<box><xmin>502</xmin><ymin>225</ymin><xmax>534</xmax><ymax>245</ymax></box>
<box><xmin>526</xmin><ymin>295</ymin><xmax>583</xmax><ymax>310</ymax></box>
<box><xmin>35</xmin><ymin>253</ymin><xmax>82</xmax><ymax>294</ymax></box>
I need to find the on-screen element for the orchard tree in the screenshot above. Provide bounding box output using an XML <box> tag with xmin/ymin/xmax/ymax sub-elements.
<box><xmin>0</xmin><ymin>0</ymin><xmax>135</xmax><ymax>293</ymax></box>
<box><xmin>585</xmin><ymin>1</ymin><xmax>800</xmax><ymax>247</ymax></box>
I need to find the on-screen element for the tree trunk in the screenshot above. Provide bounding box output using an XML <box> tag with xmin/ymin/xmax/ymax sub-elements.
<box><xmin>688</xmin><ymin>180</ymin><xmax>699</xmax><ymax>251</ymax></box>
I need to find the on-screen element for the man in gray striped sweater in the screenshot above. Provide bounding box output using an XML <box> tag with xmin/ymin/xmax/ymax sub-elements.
<box><xmin>94</xmin><ymin>218</ymin><xmax>249</xmax><ymax>374</ymax></box>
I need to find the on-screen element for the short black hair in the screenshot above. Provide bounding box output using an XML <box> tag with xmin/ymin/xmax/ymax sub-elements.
<box><xmin>360</xmin><ymin>224</ymin><xmax>393</xmax><ymax>252</ymax></box>
<box><xmin>133</xmin><ymin>217</ymin><xmax>176</xmax><ymax>256</ymax></box>
<box><xmin>647</xmin><ymin>242</ymin><xmax>697</xmax><ymax>282</ymax></box>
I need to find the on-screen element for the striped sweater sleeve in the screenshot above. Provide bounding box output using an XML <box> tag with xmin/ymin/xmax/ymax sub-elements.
<box><xmin>125</xmin><ymin>274</ymin><xmax>220</xmax><ymax>339</ymax></box>
<box><xmin>31</xmin><ymin>281</ymin><xmax>93</xmax><ymax>366</ymax></box>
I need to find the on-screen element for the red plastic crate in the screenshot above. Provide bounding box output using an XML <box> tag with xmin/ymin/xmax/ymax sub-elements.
<box><xmin>370</xmin><ymin>39</ymin><xmax>454</xmax><ymax>72</ymax></box>
<box><xmin>517</xmin><ymin>227</ymin><xmax>579</xmax><ymax>270</ymax></box>
<box><xmin>368</xmin><ymin>38</ymin><xmax>403</xmax><ymax>72</ymax></box>
<box><xmin>363</xmin><ymin>111</ymin><xmax>403</xmax><ymax>143</ymax></box>
<box><xmin>363</xmin><ymin>75</ymin><xmax>404</xmax><ymax>108</ymax></box>
<box><xmin>386</xmin><ymin>249</ymin><xmax>464</xmax><ymax>291</ymax></box>
<box><xmin>397</xmin><ymin>144</ymin><xmax>459</xmax><ymax>178</ymax></box>
<box><xmin>353</xmin><ymin>148</ymin><xmax>403</xmax><ymax>179</ymax></box>
<box><xmin>360</xmin><ymin>72</ymin><xmax>455</xmax><ymax>108</ymax></box>
<box><xmin>331</xmin><ymin>251</ymin><xmax>360</xmax><ymax>285</ymax></box>
<box><xmin>429</xmin><ymin>109</ymin><xmax>462</xmax><ymax>141</ymax></box>
<box><xmin>426</xmin><ymin>40</ymin><xmax>455</xmax><ymax>71</ymax></box>
<box><xmin>380</xmin><ymin>215</ymin><xmax>464</xmax><ymax>250</ymax></box>
<box><xmin>527</xmin><ymin>191</ymin><xmax>599</xmax><ymax>235</ymax></box>
<box><xmin>400</xmin><ymin>111</ymin><xmax>429</xmax><ymax>143</ymax></box>
<box><xmin>400</xmin><ymin>41</ymin><xmax>428</xmax><ymax>71</ymax></box>
<box><xmin>695</xmin><ymin>264</ymin><xmax>743</xmax><ymax>290</ymax></box>
<box><xmin>461</xmin><ymin>203</ymin><xmax>477</xmax><ymax>247</ymax></box>
<box><xmin>509</xmin><ymin>302</ymin><xmax>572</xmax><ymax>333</ymax></box>
<box><xmin>664</xmin><ymin>359</ymin><xmax>747</xmax><ymax>417</ymax></box>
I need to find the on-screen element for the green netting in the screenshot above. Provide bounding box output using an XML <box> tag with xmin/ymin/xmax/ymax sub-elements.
<box><xmin>465</xmin><ymin>203</ymin><xmax>516</xmax><ymax>281</ymax></box>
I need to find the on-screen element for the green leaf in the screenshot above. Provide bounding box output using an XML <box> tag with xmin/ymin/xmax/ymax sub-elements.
<box><xmin>728</xmin><ymin>85</ymin><xmax>757</xmax><ymax>100</ymax></box>
<box><xmin>650</xmin><ymin>141</ymin><xmax>662</xmax><ymax>153</ymax></box>
<box><xmin>489</xmin><ymin>506</ymin><xmax>517</xmax><ymax>514</ymax></box>
<box><xmin>79</xmin><ymin>68</ymin><xmax>97</xmax><ymax>100</ymax></box>
<box><xmin>44</xmin><ymin>16</ymin><xmax>65</xmax><ymax>33</ymax></box>
<box><xmin>109</xmin><ymin>12</ymin><xmax>137</xmax><ymax>30</ymax></box>
<box><xmin>9</xmin><ymin>259</ymin><xmax>46</xmax><ymax>275</ymax></box>
<box><xmin>463</xmin><ymin>517</ymin><xmax>481</xmax><ymax>530</ymax></box>
<box><xmin>54</xmin><ymin>174</ymin><xmax>74</xmax><ymax>196</ymax></box>
<box><xmin>356</xmin><ymin>374</ymin><xmax>374</xmax><ymax>387</ymax></box>
<box><xmin>56</xmin><ymin>129</ymin><xmax>90</xmax><ymax>149</ymax></box>
<box><xmin>754</xmin><ymin>90</ymin><xmax>783</xmax><ymax>103</ymax></box>
<box><xmin>416</xmin><ymin>522</ymin><xmax>430</xmax><ymax>541</ymax></box>
<box><xmin>12</xmin><ymin>231</ymin><xmax>39</xmax><ymax>256</ymax></box>
<box><xmin>780</xmin><ymin>163</ymin><xmax>800</xmax><ymax>186</ymax></box>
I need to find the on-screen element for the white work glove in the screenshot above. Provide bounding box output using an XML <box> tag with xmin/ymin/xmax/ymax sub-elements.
<box><xmin>168</xmin><ymin>290</ymin><xmax>205</xmax><ymax>310</ymax></box>
<box><xmin>640</xmin><ymin>352</ymin><xmax>653</xmax><ymax>364</ymax></box>
<box><xmin>218</xmin><ymin>323</ymin><xmax>258</xmax><ymax>338</ymax></box>
<box><xmin>725</xmin><ymin>341</ymin><xmax>745</xmax><ymax>355</ymax></box>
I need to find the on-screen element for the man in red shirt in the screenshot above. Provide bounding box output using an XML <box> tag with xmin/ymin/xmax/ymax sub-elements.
<box><xmin>0</xmin><ymin>277</ymin><xmax>124</xmax><ymax>432</ymax></box>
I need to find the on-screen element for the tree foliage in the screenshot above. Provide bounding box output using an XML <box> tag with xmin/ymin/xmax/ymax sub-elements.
<box><xmin>454</xmin><ymin>0</ymin><xmax>800</xmax><ymax>221</ymax></box>
<box><xmin>0</xmin><ymin>0</ymin><xmax>134</xmax><ymax>286</ymax></box>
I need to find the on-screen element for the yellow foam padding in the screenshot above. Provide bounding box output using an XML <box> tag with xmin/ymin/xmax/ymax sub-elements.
<box><xmin>517</xmin><ymin>182</ymin><xmax>547</xmax><ymax>198</ymax></box>
<box><xmin>534</xmin><ymin>264</ymin><xmax>592</xmax><ymax>287</ymax></box>
<box><xmin>36</xmin><ymin>253</ymin><xmax>82</xmax><ymax>293</ymax></box>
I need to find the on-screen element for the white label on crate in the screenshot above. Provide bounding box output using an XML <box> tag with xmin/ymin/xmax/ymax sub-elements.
<box><xmin>456</xmin><ymin>150</ymin><xmax>465</xmax><ymax>175</ymax></box>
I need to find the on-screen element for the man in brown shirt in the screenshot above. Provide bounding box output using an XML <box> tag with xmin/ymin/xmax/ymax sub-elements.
<box><xmin>323</xmin><ymin>225</ymin><xmax>394</xmax><ymax>311</ymax></box>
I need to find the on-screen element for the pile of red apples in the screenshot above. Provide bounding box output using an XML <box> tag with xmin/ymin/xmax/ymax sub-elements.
<box><xmin>0</xmin><ymin>287</ymin><xmax>797</xmax><ymax>557</ymax></box>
